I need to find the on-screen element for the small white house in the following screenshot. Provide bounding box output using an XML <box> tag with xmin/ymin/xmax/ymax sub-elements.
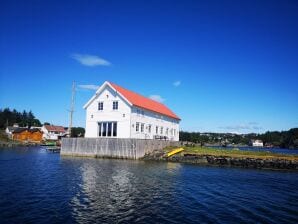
<box><xmin>41</xmin><ymin>125</ymin><xmax>66</xmax><ymax>140</ymax></box>
<box><xmin>251</xmin><ymin>139</ymin><xmax>264</xmax><ymax>147</ymax></box>
<box><xmin>84</xmin><ymin>81</ymin><xmax>180</xmax><ymax>141</ymax></box>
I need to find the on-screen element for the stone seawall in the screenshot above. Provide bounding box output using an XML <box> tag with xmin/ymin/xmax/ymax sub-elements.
<box><xmin>61</xmin><ymin>138</ymin><xmax>180</xmax><ymax>159</ymax></box>
<box><xmin>143</xmin><ymin>152</ymin><xmax>298</xmax><ymax>170</ymax></box>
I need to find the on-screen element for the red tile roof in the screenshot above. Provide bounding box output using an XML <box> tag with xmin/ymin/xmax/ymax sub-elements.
<box><xmin>110</xmin><ymin>82</ymin><xmax>180</xmax><ymax>120</ymax></box>
<box><xmin>44</xmin><ymin>125</ymin><xmax>65</xmax><ymax>132</ymax></box>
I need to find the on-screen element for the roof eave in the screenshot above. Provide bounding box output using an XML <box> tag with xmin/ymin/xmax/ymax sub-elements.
<box><xmin>133</xmin><ymin>105</ymin><xmax>180</xmax><ymax>121</ymax></box>
<box><xmin>83</xmin><ymin>81</ymin><xmax>133</xmax><ymax>109</ymax></box>
<box><xmin>83</xmin><ymin>81</ymin><xmax>109</xmax><ymax>109</ymax></box>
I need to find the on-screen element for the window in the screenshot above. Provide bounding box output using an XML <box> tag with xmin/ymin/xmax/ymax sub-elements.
<box><xmin>102</xmin><ymin>122</ymin><xmax>107</xmax><ymax>136</ymax></box>
<box><xmin>98</xmin><ymin>102</ymin><xmax>103</xmax><ymax>111</ymax></box>
<box><xmin>141</xmin><ymin>123</ymin><xmax>144</xmax><ymax>133</ymax></box>
<box><xmin>107</xmin><ymin>122</ymin><xmax>112</xmax><ymax>136</ymax></box>
<box><xmin>98</xmin><ymin>122</ymin><xmax>117</xmax><ymax>137</ymax></box>
<box><xmin>160</xmin><ymin>127</ymin><xmax>163</xmax><ymax>135</ymax></box>
<box><xmin>156</xmin><ymin>126</ymin><xmax>158</xmax><ymax>134</ymax></box>
<box><xmin>148</xmin><ymin>125</ymin><xmax>151</xmax><ymax>133</ymax></box>
<box><xmin>166</xmin><ymin>128</ymin><xmax>169</xmax><ymax>135</ymax></box>
<box><xmin>136</xmin><ymin>122</ymin><xmax>140</xmax><ymax>132</ymax></box>
<box><xmin>113</xmin><ymin>122</ymin><xmax>117</xmax><ymax>137</ymax></box>
<box><xmin>98</xmin><ymin>122</ymin><xmax>102</xmax><ymax>136</ymax></box>
<box><xmin>174</xmin><ymin>129</ymin><xmax>176</xmax><ymax>136</ymax></box>
<box><xmin>113</xmin><ymin>101</ymin><xmax>118</xmax><ymax>110</ymax></box>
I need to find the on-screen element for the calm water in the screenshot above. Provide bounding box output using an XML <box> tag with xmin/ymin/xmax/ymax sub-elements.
<box><xmin>0</xmin><ymin>147</ymin><xmax>297</xmax><ymax>224</ymax></box>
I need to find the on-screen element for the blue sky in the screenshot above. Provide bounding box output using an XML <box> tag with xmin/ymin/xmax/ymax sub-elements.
<box><xmin>0</xmin><ymin>0</ymin><xmax>297</xmax><ymax>133</ymax></box>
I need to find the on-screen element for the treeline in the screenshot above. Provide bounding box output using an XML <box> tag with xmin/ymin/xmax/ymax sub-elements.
<box><xmin>0</xmin><ymin>108</ymin><xmax>42</xmax><ymax>129</ymax></box>
<box><xmin>71</xmin><ymin>127</ymin><xmax>85</xmax><ymax>137</ymax></box>
<box><xmin>180</xmin><ymin>128</ymin><xmax>298</xmax><ymax>149</ymax></box>
<box><xmin>261</xmin><ymin>129</ymin><xmax>298</xmax><ymax>148</ymax></box>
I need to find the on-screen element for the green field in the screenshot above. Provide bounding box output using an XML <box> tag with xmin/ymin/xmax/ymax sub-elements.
<box><xmin>0</xmin><ymin>130</ymin><xmax>11</xmax><ymax>142</ymax></box>
<box><xmin>165</xmin><ymin>146</ymin><xmax>298</xmax><ymax>161</ymax></box>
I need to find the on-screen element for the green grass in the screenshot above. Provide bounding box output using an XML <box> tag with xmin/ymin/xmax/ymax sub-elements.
<box><xmin>0</xmin><ymin>130</ymin><xmax>11</xmax><ymax>142</ymax></box>
<box><xmin>165</xmin><ymin>146</ymin><xmax>298</xmax><ymax>161</ymax></box>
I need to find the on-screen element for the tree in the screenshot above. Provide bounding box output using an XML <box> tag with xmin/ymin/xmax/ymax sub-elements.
<box><xmin>32</xmin><ymin>119</ymin><xmax>42</xmax><ymax>127</ymax></box>
<box><xmin>0</xmin><ymin>108</ymin><xmax>42</xmax><ymax>129</ymax></box>
<box><xmin>179</xmin><ymin>128</ymin><xmax>298</xmax><ymax>148</ymax></box>
<box><xmin>71</xmin><ymin>127</ymin><xmax>85</xmax><ymax>137</ymax></box>
<box><xmin>20</xmin><ymin>110</ymin><xmax>28</xmax><ymax>127</ymax></box>
<box><xmin>27</xmin><ymin>110</ymin><xmax>35</xmax><ymax>128</ymax></box>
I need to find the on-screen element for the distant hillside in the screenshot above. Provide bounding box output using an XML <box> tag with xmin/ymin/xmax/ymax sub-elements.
<box><xmin>0</xmin><ymin>108</ymin><xmax>42</xmax><ymax>129</ymax></box>
<box><xmin>180</xmin><ymin>128</ymin><xmax>298</xmax><ymax>149</ymax></box>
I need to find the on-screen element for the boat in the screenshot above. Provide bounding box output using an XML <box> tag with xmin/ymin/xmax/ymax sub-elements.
<box><xmin>43</xmin><ymin>146</ymin><xmax>61</xmax><ymax>153</ymax></box>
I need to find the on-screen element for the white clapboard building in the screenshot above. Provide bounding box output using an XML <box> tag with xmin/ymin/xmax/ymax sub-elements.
<box><xmin>84</xmin><ymin>81</ymin><xmax>180</xmax><ymax>141</ymax></box>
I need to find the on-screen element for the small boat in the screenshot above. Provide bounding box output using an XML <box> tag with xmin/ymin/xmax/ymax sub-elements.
<box><xmin>40</xmin><ymin>141</ymin><xmax>56</xmax><ymax>146</ymax></box>
<box><xmin>43</xmin><ymin>146</ymin><xmax>61</xmax><ymax>153</ymax></box>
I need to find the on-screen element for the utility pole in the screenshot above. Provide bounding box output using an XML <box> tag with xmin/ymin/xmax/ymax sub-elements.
<box><xmin>68</xmin><ymin>81</ymin><xmax>76</xmax><ymax>137</ymax></box>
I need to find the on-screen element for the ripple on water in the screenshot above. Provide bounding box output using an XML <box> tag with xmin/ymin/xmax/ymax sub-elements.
<box><xmin>0</xmin><ymin>147</ymin><xmax>297</xmax><ymax>224</ymax></box>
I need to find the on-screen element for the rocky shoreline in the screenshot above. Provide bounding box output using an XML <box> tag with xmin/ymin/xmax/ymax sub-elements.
<box><xmin>142</xmin><ymin>150</ymin><xmax>298</xmax><ymax>171</ymax></box>
<box><xmin>0</xmin><ymin>141</ymin><xmax>40</xmax><ymax>148</ymax></box>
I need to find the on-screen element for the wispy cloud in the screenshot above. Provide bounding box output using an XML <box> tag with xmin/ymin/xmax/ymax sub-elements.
<box><xmin>248</xmin><ymin>121</ymin><xmax>259</xmax><ymax>125</ymax></box>
<box><xmin>149</xmin><ymin>95</ymin><xmax>165</xmax><ymax>103</ymax></box>
<box><xmin>173</xmin><ymin>80</ymin><xmax>181</xmax><ymax>87</ymax></box>
<box><xmin>218</xmin><ymin>122</ymin><xmax>263</xmax><ymax>132</ymax></box>
<box><xmin>71</xmin><ymin>53</ymin><xmax>111</xmax><ymax>66</ymax></box>
<box><xmin>78</xmin><ymin>84</ymin><xmax>99</xmax><ymax>90</ymax></box>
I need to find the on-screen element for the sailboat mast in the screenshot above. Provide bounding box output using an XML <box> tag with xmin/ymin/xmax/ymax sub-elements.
<box><xmin>68</xmin><ymin>81</ymin><xmax>76</xmax><ymax>137</ymax></box>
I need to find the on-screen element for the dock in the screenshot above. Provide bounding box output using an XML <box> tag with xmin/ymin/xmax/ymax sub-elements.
<box><xmin>43</xmin><ymin>146</ymin><xmax>61</xmax><ymax>153</ymax></box>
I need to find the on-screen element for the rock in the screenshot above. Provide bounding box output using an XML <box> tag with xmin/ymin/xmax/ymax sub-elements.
<box><xmin>142</xmin><ymin>151</ymin><xmax>298</xmax><ymax>171</ymax></box>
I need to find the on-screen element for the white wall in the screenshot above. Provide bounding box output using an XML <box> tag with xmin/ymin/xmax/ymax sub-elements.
<box><xmin>130</xmin><ymin>107</ymin><xmax>179</xmax><ymax>141</ymax></box>
<box><xmin>41</xmin><ymin>126</ymin><xmax>61</xmax><ymax>140</ymax></box>
<box><xmin>85</xmin><ymin>85</ymin><xmax>131</xmax><ymax>138</ymax></box>
<box><xmin>84</xmin><ymin>84</ymin><xmax>180</xmax><ymax>141</ymax></box>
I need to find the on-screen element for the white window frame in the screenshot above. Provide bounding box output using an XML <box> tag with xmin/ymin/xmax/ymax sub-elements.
<box><xmin>98</xmin><ymin>122</ymin><xmax>117</xmax><ymax>137</ymax></box>
<box><xmin>148</xmin><ymin>124</ymin><xmax>151</xmax><ymax>133</ymax></box>
<box><xmin>113</xmin><ymin>101</ymin><xmax>118</xmax><ymax>110</ymax></box>
<box><xmin>98</xmin><ymin>102</ymin><xmax>104</xmax><ymax>111</ymax></box>
<box><xmin>141</xmin><ymin>123</ymin><xmax>144</xmax><ymax>133</ymax></box>
<box><xmin>136</xmin><ymin>122</ymin><xmax>140</xmax><ymax>132</ymax></box>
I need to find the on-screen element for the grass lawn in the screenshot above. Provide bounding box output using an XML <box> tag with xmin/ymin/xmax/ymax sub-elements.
<box><xmin>165</xmin><ymin>146</ymin><xmax>298</xmax><ymax>161</ymax></box>
<box><xmin>0</xmin><ymin>130</ymin><xmax>11</xmax><ymax>142</ymax></box>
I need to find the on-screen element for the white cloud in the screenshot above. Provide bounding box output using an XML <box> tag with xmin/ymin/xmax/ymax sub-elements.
<box><xmin>149</xmin><ymin>95</ymin><xmax>165</xmax><ymax>103</ymax></box>
<box><xmin>218</xmin><ymin>123</ymin><xmax>263</xmax><ymax>132</ymax></box>
<box><xmin>71</xmin><ymin>53</ymin><xmax>111</xmax><ymax>66</ymax></box>
<box><xmin>78</xmin><ymin>84</ymin><xmax>99</xmax><ymax>90</ymax></box>
<box><xmin>173</xmin><ymin>81</ymin><xmax>181</xmax><ymax>87</ymax></box>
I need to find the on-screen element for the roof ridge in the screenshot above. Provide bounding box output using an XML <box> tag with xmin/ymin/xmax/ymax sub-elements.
<box><xmin>109</xmin><ymin>82</ymin><xmax>168</xmax><ymax>106</ymax></box>
<box><xmin>109</xmin><ymin>81</ymin><xmax>180</xmax><ymax>120</ymax></box>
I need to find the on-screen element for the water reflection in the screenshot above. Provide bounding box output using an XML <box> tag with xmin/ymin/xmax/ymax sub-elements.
<box><xmin>1</xmin><ymin>148</ymin><xmax>297</xmax><ymax>224</ymax></box>
<box><xmin>65</xmin><ymin>158</ymin><xmax>180</xmax><ymax>223</ymax></box>
<box><xmin>166</xmin><ymin>162</ymin><xmax>182</xmax><ymax>173</ymax></box>
<box><xmin>60</xmin><ymin>157</ymin><xmax>298</xmax><ymax>223</ymax></box>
